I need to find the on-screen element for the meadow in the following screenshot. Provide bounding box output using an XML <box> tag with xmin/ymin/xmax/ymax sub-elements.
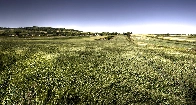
<box><xmin>0</xmin><ymin>35</ymin><xmax>196</xmax><ymax>104</ymax></box>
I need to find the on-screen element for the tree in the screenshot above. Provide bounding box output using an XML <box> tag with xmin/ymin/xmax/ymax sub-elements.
<box><xmin>15</xmin><ymin>30</ymin><xmax>22</xmax><ymax>36</ymax></box>
<box><xmin>127</xmin><ymin>32</ymin><xmax>130</xmax><ymax>36</ymax></box>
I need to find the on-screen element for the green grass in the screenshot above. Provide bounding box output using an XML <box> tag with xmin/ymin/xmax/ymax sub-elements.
<box><xmin>0</xmin><ymin>35</ymin><xmax>196</xmax><ymax>104</ymax></box>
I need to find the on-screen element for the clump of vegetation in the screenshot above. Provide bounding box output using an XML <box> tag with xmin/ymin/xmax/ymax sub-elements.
<box><xmin>0</xmin><ymin>35</ymin><xmax>196</xmax><ymax>104</ymax></box>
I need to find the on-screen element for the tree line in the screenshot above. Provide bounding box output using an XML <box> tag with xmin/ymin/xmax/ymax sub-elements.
<box><xmin>0</xmin><ymin>26</ymin><xmax>127</xmax><ymax>37</ymax></box>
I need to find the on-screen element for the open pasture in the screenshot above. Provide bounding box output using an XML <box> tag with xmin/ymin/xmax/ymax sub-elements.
<box><xmin>156</xmin><ymin>36</ymin><xmax>196</xmax><ymax>43</ymax></box>
<box><xmin>0</xmin><ymin>35</ymin><xmax>196</xmax><ymax>104</ymax></box>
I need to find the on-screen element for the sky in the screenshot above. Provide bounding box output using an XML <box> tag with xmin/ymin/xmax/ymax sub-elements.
<box><xmin>0</xmin><ymin>0</ymin><xmax>196</xmax><ymax>34</ymax></box>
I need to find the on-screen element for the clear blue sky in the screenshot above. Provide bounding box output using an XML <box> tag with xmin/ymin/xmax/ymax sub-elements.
<box><xmin>0</xmin><ymin>0</ymin><xmax>196</xmax><ymax>33</ymax></box>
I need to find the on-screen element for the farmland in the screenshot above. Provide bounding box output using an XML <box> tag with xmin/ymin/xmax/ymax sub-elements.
<box><xmin>0</xmin><ymin>35</ymin><xmax>196</xmax><ymax>104</ymax></box>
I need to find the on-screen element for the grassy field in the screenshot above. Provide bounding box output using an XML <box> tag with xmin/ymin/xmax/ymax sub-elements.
<box><xmin>0</xmin><ymin>35</ymin><xmax>196</xmax><ymax>104</ymax></box>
